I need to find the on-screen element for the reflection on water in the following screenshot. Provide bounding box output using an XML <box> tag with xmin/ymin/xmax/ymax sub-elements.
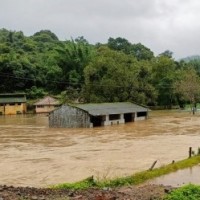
<box><xmin>0</xmin><ymin>111</ymin><xmax>200</xmax><ymax>187</ymax></box>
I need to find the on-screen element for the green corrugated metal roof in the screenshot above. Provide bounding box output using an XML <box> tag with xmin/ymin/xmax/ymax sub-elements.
<box><xmin>0</xmin><ymin>94</ymin><xmax>26</xmax><ymax>103</ymax></box>
<box><xmin>74</xmin><ymin>102</ymin><xmax>148</xmax><ymax>116</ymax></box>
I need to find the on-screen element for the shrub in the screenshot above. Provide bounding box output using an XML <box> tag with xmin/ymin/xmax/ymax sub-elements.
<box><xmin>165</xmin><ymin>184</ymin><xmax>200</xmax><ymax>200</ymax></box>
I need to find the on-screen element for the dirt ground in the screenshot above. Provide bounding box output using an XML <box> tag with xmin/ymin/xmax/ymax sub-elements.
<box><xmin>0</xmin><ymin>184</ymin><xmax>174</xmax><ymax>200</ymax></box>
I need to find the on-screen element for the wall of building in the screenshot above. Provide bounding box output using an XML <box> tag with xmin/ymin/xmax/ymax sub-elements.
<box><xmin>0</xmin><ymin>105</ymin><xmax>4</xmax><ymax>115</ymax></box>
<box><xmin>135</xmin><ymin>111</ymin><xmax>148</xmax><ymax>121</ymax></box>
<box><xmin>49</xmin><ymin>105</ymin><xmax>148</xmax><ymax>128</ymax></box>
<box><xmin>49</xmin><ymin>105</ymin><xmax>91</xmax><ymax>128</ymax></box>
<box><xmin>35</xmin><ymin>105</ymin><xmax>57</xmax><ymax>113</ymax></box>
<box><xmin>103</xmin><ymin>114</ymin><xmax>125</xmax><ymax>126</ymax></box>
<box><xmin>0</xmin><ymin>103</ymin><xmax>26</xmax><ymax>115</ymax></box>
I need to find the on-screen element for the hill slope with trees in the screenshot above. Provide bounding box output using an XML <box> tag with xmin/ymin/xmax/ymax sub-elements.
<box><xmin>0</xmin><ymin>28</ymin><xmax>200</xmax><ymax>108</ymax></box>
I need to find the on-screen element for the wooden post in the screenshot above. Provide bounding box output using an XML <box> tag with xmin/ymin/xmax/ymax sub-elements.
<box><xmin>189</xmin><ymin>147</ymin><xmax>192</xmax><ymax>158</ymax></box>
<box><xmin>149</xmin><ymin>160</ymin><xmax>157</xmax><ymax>171</ymax></box>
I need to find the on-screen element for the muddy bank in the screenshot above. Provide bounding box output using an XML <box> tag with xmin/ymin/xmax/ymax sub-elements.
<box><xmin>0</xmin><ymin>184</ymin><xmax>173</xmax><ymax>200</ymax></box>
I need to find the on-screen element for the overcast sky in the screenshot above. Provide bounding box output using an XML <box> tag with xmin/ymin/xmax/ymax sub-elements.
<box><xmin>1</xmin><ymin>0</ymin><xmax>200</xmax><ymax>59</ymax></box>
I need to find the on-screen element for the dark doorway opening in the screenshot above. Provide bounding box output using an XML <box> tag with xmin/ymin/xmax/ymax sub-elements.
<box><xmin>137</xmin><ymin>112</ymin><xmax>147</xmax><ymax>117</ymax></box>
<box><xmin>124</xmin><ymin>113</ymin><xmax>134</xmax><ymax>123</ymax></box>
<box><xmin>109</xmin><ymin>114</ymin><xmax>120</xmax><ymax>120</ymax></box>
<box><xmin>90</xmin><ymin>116</ymin><xmax>103</xmax><ymax>127</ymax></box>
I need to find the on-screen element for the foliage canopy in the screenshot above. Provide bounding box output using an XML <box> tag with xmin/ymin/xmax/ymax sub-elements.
<box><xmin>0</xmin><ymin>28</ymin><xmax>200</xmax><ymax>107</ymax></box>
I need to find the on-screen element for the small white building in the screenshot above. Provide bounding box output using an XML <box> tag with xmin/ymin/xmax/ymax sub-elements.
<box><xmin>49</xmin><ymin>102</ymin><xmax>149</xmax><ymax>128</ymax></box>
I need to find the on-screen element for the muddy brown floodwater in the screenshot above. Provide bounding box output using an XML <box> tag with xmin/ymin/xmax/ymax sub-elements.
<box><xmin>0</xmin><ymin>110</ymin><xmax>200</xmax><ymax>187</ymax></box>
<box><xmin>149</xmin><ymin>165</ymin><xmax>200</xmax><ymax>187</ymax></box>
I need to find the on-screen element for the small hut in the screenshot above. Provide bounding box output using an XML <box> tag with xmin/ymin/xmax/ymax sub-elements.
<box><xmin>34</xmin><ymin>96</ymin><xmax>60</xmax><ymax>114</ymax></box>
<box><xmin>49</xmin><ymin>102</ymin><xmax>149</xmax><ymax>128</ymax></box>
<box><xmin>0</xmin><ymin>93</ymin><xmax>27</xmax><ymax>115</ymax></box>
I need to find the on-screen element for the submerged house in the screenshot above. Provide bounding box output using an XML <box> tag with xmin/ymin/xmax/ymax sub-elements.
<box><xmin>0</xmin><ymin>93</ymin><xmax>27</xmax><ymax>115</ymax></box>
<box><xmin>49</xmin><ymin>102</ymin><xmax>148</xmax><ymax>128</ymax></box>
<box><xmin>34</xmin><ymin>96</ymin><xmax>60</xmax><ymax>114</ymax></box>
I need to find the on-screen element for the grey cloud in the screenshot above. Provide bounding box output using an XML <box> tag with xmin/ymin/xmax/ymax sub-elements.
<box><xmin>1</xmin><ymin>0</ymin><xmax>200</xmax><ymax>58</ymax></box>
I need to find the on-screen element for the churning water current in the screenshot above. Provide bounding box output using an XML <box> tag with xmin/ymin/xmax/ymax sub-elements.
<box><xmin>0</xmin><ymin>110</ymin><xmax>200</xmax><ymax>187</ymax></box>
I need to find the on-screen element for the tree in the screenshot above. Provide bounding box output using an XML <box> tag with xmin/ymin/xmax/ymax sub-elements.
<box><xmin>187</xmin><ymin>59</ymin><xmax>200</xmax><ymax>75</ymax></box>
<box><xmin>107</xmin><ymin>37</ymin><xmax>154</xmax><ymax>60</ymax></box>
<box><xmin>173</xmin><ymin>69</ymin><xmax>200</xmax><ymax>114</ymax></box>
<box><xmin>159</xmin><ymin>50</ymin><xmax>173</xmax><ymax>58</ymax></box>
<box><xmin>152</xmin><ymin>56</ymin><xmax>177</xmax><ymax>107</ymax></box>
<box><xmin>83</xmin><ymin>46</ymin><xmax>156</xmax><ymax>104</ymax></box>
<box><xmin>56</xmin><ymin>37</ymin><xmax>95</xmax><ymax>91</ymax></box>
<box><xmin>107</xmin><ymin>37</ymin><xmax>132</xmax><ymax>54</ymax></box>
<box><xmin>33</xmin><ymin>30</ymin><xmax>59</xmax><ymax>41</ymax></box>
<box><xmin>130</xmin><ymin>43</ymin><xmax>154</xmax><ymax>60</ymax></box>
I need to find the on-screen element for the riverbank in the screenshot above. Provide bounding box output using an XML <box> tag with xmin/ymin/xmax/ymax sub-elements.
<box><xmin>1</xmin><ymin>156</ymin><xmax>200</xmax><ymax>200</ymax></box>
<box><xmin>54</xmin><ymin>155</ymin><xmax>200</xmax><ymax>190</ymax></box>
<box><xmin>0</xmin><ymin>184</ymin><xmax>171</xmax><ymax>200</ymax></box>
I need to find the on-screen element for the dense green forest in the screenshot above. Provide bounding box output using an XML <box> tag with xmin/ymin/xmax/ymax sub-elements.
<box><xmin>1</xmin><ymin>28</ymin><xmax>200</xmax><ymax>108</ymax></box>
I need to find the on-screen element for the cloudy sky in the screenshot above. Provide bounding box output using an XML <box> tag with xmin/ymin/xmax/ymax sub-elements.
<box><xmin>1</xmin><ymin>0</ymin><xmax>200</xmax><ymax>59</ymax></box>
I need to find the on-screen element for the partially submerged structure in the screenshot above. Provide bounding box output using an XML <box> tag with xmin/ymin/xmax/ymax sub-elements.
<box><xmin>49</xmin><ymin>102</ymin><xmax>148</xmax><ymax>128</ymax></box>
<box><xmin>0</xmin><ymin>93</ymin><xmax>27</xmax><ymax>115</ymax></box>
<box><xmin>34</xmin><ymin>96</ymin><xmax>60</xmax><ymax>114</ymax></box>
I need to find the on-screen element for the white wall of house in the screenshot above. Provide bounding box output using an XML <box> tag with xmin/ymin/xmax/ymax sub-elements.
<box><xmin>103</xmin><ymin>113</ymin><xmax>125</xmax><ymax>126</ymax></box>
<box><xmin>135</xmin><ymin>112</ymin><xmax>148</xmax><ymax>121</ymax></box>
<box><xmin>35</xmin><ymin>105</ymin><xmax>57</xmax><ymax>113</ymax></box>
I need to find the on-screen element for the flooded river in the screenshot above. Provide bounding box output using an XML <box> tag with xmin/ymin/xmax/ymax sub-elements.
<box><xmin>0</xmin><ymin>110</ymin><xmax>200</xmax><ymax>187</ymax></box>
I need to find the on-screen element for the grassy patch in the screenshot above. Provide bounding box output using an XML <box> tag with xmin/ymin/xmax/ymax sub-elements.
<box><xmin>53</xmin><ymin>155</ymin><xmax>200</xmax><ymax>190</ymax></box>
<box><xmin>164</xmin><ymin>184</ymin><xmax>200</xmax><ymax>200</ymax></box>
<box><xmin>52</xmin><ymin>176</ymin><xmax>97</xmax><ymax>190</ymax></box>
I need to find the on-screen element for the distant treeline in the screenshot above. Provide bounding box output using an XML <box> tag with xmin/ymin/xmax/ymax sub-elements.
<box><xmin>1</xmin><ymin>28</ymin><xmax>200</xmax><ymax>107</ymax></box>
